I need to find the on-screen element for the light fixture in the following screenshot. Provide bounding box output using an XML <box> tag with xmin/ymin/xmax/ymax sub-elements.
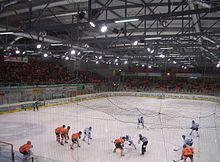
<box><xmin>44</xmin><ymin>53</ymin><xmax>48</xmax><ymax>57</ymax></box>
<box><xmin>37</xmin><ymin>44</ymin><xmax>42</xmax><ymax>49</ymax></box>
<box><xmin>136</xmin><ymin>63</ymin><xmax>139</xmax><ymax>66</ymax></box>
<box><xmin>22</xmin><ymin>51</ymin><xmax>26</xmax><ymax>55</ymax></box>
<box><xmin>0</xmin><ymin>32</ymin><xmax>14</xmax><ymax>35</ymax></box>
<box><xmin>160</xmin><ymin>47</ymin><xmax>173</xmax><ymax>50</ymax></box>
<box><xmin>77</xmin><ymin>52</ymin><xmax>81</xmax><ymax>56</ymax></box>
<box><xmin>89</xmin><ymin>21</ymin><xmax>96</xmax><ymax>27</ymax></box>
<box><xmin>116</xmin><ymin>62</ymin><xmax>118</xmax><ymax>65</ymax></box>
<box><xmin>168</xmin><ymin>58</ymin><xmax>171</xmax><ymax>61</ymax></box>
<box><xmin>119</xmin><ymin>69</ymin><xmax>122</xmax><ymax>72</ymax></box>
<box><xmin>96</xmin><ymin>61</ymin><xmax>99</xmax><ymax>64</ymax></box>
<box><xmin>184</xmin><ymin>66</ymin><xmax>187</xmax><ymax>69</ymax></box>
<box><xmin>151</xmin><ymin>49</ymin><xmax>155</xmax><ymax>53</ymax></box>
<box><xmin>142</xmin><ymin>64</ymin><xmax>145</xmax><ymax>67</ymax></box>
<box><xmin>86</xmin><ymin>60</ymin><xmax>88</xmax><ymax>62</ymax></box>
<box><xmin>124</xmin><ymin>60</ymin><xmax>128</xmax><ymax>64</ymax></box>
<box><xmin>145</xmin><ymin>37</ymin><xmax>162</xmax><ymax>40</ymax></box>
<box><xmin>173</xmin><ymin>61</ymin><xmax>177</xmax><ymax>64</ymax></box>
<box><xmin>99</xmin><ymin>56</ymin><xmax>102</xmax><ymax>59</ymax></box>
<box><xmin>50</xmin><ymin>43</ymin><xmax>63</xmax><ymax>46</ymax></box>
<box><xmin>167</xmin><ymin>72</ymin><xmax>170</xmax><ymax>76</ymax></box>
<box><xmin>116</xmin><ymin>56</ymin><xmax>119</xmax><ymax>59</ymax></box>
<box><xmin>15</xmin><ymin>49</ymin><xmax>20</xmax><ymax>54</ymax></box>
<box><xmin>147</xmin><ymin>48</ymin><xmax>151</xmax><ymax>52</ymax></box>
<box><xmin>65</xmin><ymin>56</ymin><xmax>69</xmax><ymax>60</ymax></box>
<box><xmin>71</xmin><ymin>49</ymin><xmax>76</xmax><ymax>55</ymax></box>
<box><xmin>115</xmin><ymin>18</ymin><xmax>139</xmax><ymax>23</ymax></box>
<box><xmin>101</xmin><ymin>25</ymin><xmax>107</xmax><ymax>33</ymax></box>
<box><xmin>115</xmin><ymin>59</ymin><xmax>118</xmax><ymax>62</ymax></box>
<box><xmin>159</xmin><ymin>54</ymin><xmax>165</xmax><ymax>58</ymax></box>
<box><xmin>148</xmin><ymin>65</ymin><xmax>152</xmax><ymax>68</ymax></box>
<box><xmin>133</xmin><ymin>40</ymin><xmax>138</xmax><ymax>46</ymax></box>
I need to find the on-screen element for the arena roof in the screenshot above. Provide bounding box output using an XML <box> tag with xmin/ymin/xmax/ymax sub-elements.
<box><xmin>0</xmin><ymin>0</ymin><xmax>220</xmax><ymax>69</ymax></box>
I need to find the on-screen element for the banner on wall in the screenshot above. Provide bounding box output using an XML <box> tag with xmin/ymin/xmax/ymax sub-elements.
<box><xmin>4</xmin><ymin>56</ymin><xmax>28</xmax><ymax>63</ymax></box>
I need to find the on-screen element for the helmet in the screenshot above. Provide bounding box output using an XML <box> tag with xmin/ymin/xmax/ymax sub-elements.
<box><xmin>79</xmin><ymin>131</ymin><xmax>82</xmax><ymax>134</ymax></box>
<box><xmin>67</xmin><ymin>126</ymin><xmax>71</xmax><ymax>129</ymax></box>
<box><xmin>182</xmin><ymin>135</ymin><xmax>185</xmax><ymax>139</ymax></box>
<box><xmin>89</xmin><ymin>126</ymin><xmax>92</xmax><ymax>130</ymax></box>
<box><xmin>62</xmin><ymin>125</ymin><xmax>66</xmax><ymax>128</ymax></box>
<box><xmin>122</xmin><ymin>137</ymin><xmax>125</xmax><ymax>140</ymax></box>
<box><xmin>125</xmin><ymin>135</ymin><xmax>129</xmax><ymax>140</ymax></box>
<box><xmin>139</xmin><ymin>134</ymin><xmax>142</xmax><ymax>138</ymax></box>
<box><xmin>192</xmin><ymin>120</ymin><xmax>195</xmax><ymax>123</ymax></box>
<box><xmin>27</xmin><ymin>141</ymin><xmax>31</xmax><ymax>145</ymax></box>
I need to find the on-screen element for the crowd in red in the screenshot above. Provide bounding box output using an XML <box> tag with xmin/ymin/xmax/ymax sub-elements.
<box><xmin>0</xmin><ymin>58</ymin><xmax>103</xmax><ymax>85</ymax></box>
<box><xmin>0</xmin><ymin>57</ymin><xmax>219</xmax><ymax>94</ymax></box>
<box><xmin>121</xmin><ymin>77</ymin><xmax>219</xmax><ymax>94</ymax></box>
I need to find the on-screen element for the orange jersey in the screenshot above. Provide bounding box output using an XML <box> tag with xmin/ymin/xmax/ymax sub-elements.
<box><xmin>19</xmin><ymin>144</ymin><xmax>30</xmax><ymax>153</ymax></box>
<box><xmin>55</xmin><ymin>126</ymin><xmax>65</xmax><ymax>133</ymax></box>
<box><xmin>63</xmin><ymin>128</ymin><xmax>69</xmax><ymax>134</ymax></box>
<box><xmin>114</xmin><ymin>138</ymin><xmax>125</xmax><ymax>144</ymax></box>
<box><xmin>72</xmin><ymin>133</ymin><xmax>80</xmax><ymax>139</ymax></box>
<box><xmin>182</xmin><ymin>147</ymin><xmax>194</xmax><ymax>156</ymax></box>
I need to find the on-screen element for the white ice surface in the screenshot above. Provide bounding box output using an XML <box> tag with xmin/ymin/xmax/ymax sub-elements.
<box><xmin>0</xmin><ymin>96</ymin><xmax>220</xmax><ymax>162</ymax></box>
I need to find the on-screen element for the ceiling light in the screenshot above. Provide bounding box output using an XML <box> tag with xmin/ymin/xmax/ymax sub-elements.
<box><xmin>96</xmin><ymin>61</ymin><xmax>99</xmax><ymax>64</ymax></box>
<box><xmin>22</xmin><ymin>51</ymin><xmax>26</xmax><ymax>55</ymax></box>
<box><xmin>124</xmin><ymin>60</ymin><xmax>128</xmax><ymax>64</ymax></box>
<box><xmin>133</xmin><ymin>40</ymin><xmax>138</xmax><ymax>46</ymax></box>
<box><xmin>89</xmin><ymin>21</ymin><xmax>96</xmax><ymax>27</ymax></box>
<box><xmin>115</xmin><ymin>59</ymin><xmax>118</xmax><ymax>62</ymax></box>
<box><xmin>65</xmin><ymin>56</ymin><xmax>69</xmax><ymax>60</ymax></box>
<box><xmin>71</xmin><ymin>49</ymin><xmax>76</xmax><ymax>55</ymax></box>
<box><xmin>151</xmin><ymin>49</ymin><xmax>155</xmax><ymax>53</ymax></box>
<box><xmin>119</xmin><ymin>69</ymin><xmax>122</xmax><ymax>72</ymax></box>
<box><xmin>116</xmin><ymin>56</ymin><xmax>119</xmax><ymax>59</ymax></box>
<box><xmin>15</xmin><ymin>49</ymin><xmax>20</xmax><ymax>54</ymax></box>
<box><xmin>44</xmin><ymin>53</ymin><xmax>48</xmax><ymax>57</ymax></box>
<box><xmin>50</xmin><ymin>43</ymin><xmax>63</xmax><ymax>46</ymax></box>
<box><xmin>115</xmin><ymin>18</ymin><xmax>139</xmax><ymax>23</ymax></box>
<box><xmin>142</xmin><ymin>64</ymin><xmax>145</xmax><ymax>67</ymax></box>
<box><xmin>159</xmin><ymin>54</ymin><xmax>165</xmax><ymax>58</ymax></box>
<box><xmin>136</xmin><ymin>63</ymin><xmax>139</xmax><ymax>66</ymax></box>
<box><xmin>160</xmin><ymin>47</ymin><xmax>173</xmax><ymax>50</ymax></box>
<box><xmin>147</xmin><ymin>48</ymin><xmax>151</xmax><ymax>52</ymax></box>
<box><xmin>168</xmin><ymin>58</ymin><xmax>171</xmax><ymax>61</ymax></box>
<box><xmin>86</xmin><ymin>60</ymin><xmax>88</xmax><ymax>62</ymax></box>
<box><xmin>148</xmin><ymin>65</ymin><xmax>152</xmax><ymax>68</ymax></box>
<box><xmin>99</xmin><ymin>56</ymin><xmax>102</xmax><ymax>59</ymax></box>
<box><xmin>116</xmin><ymin>63</ymin><xmax>118</xmax><ymax>65</ymax></box>
<box><xmin>145</xmin><ymin>37</ymin><xmax>162</xmax><ymax>40</ymax></box>
<box><xmin>184</xmin><ymin>66</ymin><xmax>187</xmax><ymax>69</ymax></box>
<box><xmin>101</xmin><ymin>25</ymin><xmax>107</xmax><ymax>33</ymax></box>
<box><xmin>37</xmin><ymin>44</ymin><xmax>42</xmax><ymax>49</ymax></box>
<box><xmin>77</xmin><ymin>52</ymin><xmax>81</xmax><ymax>55</ymax></box>
<box><xmin>173</xmin><ymin>61</ymin><xmax>177</xmax><ymax>64</ymax></box>
<box><xmin>0</xmin><ymin>32</ymin><xmax>14</xmax><ymax>35</ymax></box>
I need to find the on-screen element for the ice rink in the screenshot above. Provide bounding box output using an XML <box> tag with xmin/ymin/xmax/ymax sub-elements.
<box><xmin>0</xmin><ymin>96</ymin><xmax>220</xmax><ymax>162</ymax></box>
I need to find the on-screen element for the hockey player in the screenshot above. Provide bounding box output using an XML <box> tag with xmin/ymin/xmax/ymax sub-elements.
<box><xmin>70</xmin><ymin>131</ymin><xmax>82</xmax><ymax>150</ymax></box>
<box><xmin>113</xmin><ymin>137</ymin><xmax>125</xmax><ymax>156</ymax></box>
<box><xmin>83</xmin><ymin>126</ymin><xmax>92</xmax><ymax>144</ymax></box>
<box><xmin>173</xmin><ymin>144</ymin><xmax>194</xmax><ymax>162</ymax></box>
<box><xmin>173</xmin><ymin>135</ymin><xmax>193</xmax><ymax>151</ymax></box>
<box><xmin>55</xmin><ymin>125</ymin><xmax>65</xmax><ymax>143</ymax></box>
<box><xmin>61</xmin><ymin>126</ymin><xmax>70</xmax><ymax>145</ymax></box>
<box><xmin>122</xmin><ymin>135</ymin><xmax>136</xmax><ymax>149</ymax></box>
<box><xmin>19</xmin><ymin>141</ymin><xmax>33</xmax><ymax>161</ymax></box>
<box><xmin>33</xmin><ymin>100</ymin><xmax>39</xmax><ymax>111</ymax></box>
<box><xmin>138</xmin><ymin>134</ymin><xmax>148</xmax><ymax>155</ymax></box>
<box><xmin>190</xmin><ymin>120</ymin><xmax>199</xmax><ymax>137</ymax></box>
<box><xmin>137</xmin><ymin>116</ymin><xmax>144</xmax><ymax>128</ymax></box>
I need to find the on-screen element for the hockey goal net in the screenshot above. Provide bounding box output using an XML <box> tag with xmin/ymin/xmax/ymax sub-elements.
<box><xmin>0</xmin><ymin>141</ymin><xmax>14</xmax><ymax>162</ymax></box>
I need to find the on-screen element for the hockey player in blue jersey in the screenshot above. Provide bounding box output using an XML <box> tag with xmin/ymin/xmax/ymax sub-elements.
<box><xmin>138</xmin><ymin>134</ymin><xmax>148</xmax><ymax>155</ymax></box>
<box><xmin>137</xmin><ymin>116</ymin><xmax>144</xmax><ymax>128</ymax></box>
<box><xmin>83</xmin><ymin>126</ymin><xmax>92</xmax><ymax>144</ymax></box>
<box><xmin>190</xmin><ymin>120</ymin><xmax>199</xmax><ymax>137</ymax></box>
<box><xmin>173</xmin><ymin>134</ymin><xmax>193</xmax><ymax>162</ymax></box>
<box><xmin>122</xmin><ymin>135</ymin><xmax>137</xmax><ymax>149</ymax></box>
